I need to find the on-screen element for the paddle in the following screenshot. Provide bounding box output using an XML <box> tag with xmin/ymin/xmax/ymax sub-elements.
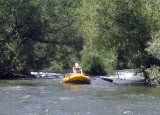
<box><xmin>101</xmin><ymin>77</ymin><xmax>113</xmax><ymax>82</ymax></box>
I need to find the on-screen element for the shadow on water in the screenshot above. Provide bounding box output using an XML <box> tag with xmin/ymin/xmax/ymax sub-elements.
<box><xmin>113</xmin><ymin>79</ymin><xmax>145</xmax><ymax>86</ymax></box>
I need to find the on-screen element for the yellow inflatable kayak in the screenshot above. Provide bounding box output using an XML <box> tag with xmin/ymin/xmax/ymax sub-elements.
<box><xmin>63</xmin><ymin>74</ymin><xmax>91</xmax><ymax>84</ymax></box>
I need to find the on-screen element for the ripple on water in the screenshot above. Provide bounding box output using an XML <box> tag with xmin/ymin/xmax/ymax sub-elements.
<box><xmin>60</xmin><ymin>97</ymin><xmax>75</xmax><ymax>100</ymax></box>
<box><xmin>0</xmin><ymin>77</ymin><xmax>160</xmax><ymax>115</ymax></box>
<box><xmin>3</xmin><ymin>86</ymin><xmax>25</xmax><ymax>91</ymax></box>
<box><xmin>22</xmin><ymin>94</ymin><xmax>31</xmax><ymax>99</ymax></box>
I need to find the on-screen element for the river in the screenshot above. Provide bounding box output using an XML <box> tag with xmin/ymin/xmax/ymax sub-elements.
<box><xmin>0</xmin><ymin>73</ymin><xmax>160</xmax><ymax>115</ymax></box>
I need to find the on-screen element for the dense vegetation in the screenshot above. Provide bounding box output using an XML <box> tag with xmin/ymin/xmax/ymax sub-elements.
<box><xmin>0</xmin><ymin>0</ymin><xmax>160</xmax><ymax>85</ymax></box>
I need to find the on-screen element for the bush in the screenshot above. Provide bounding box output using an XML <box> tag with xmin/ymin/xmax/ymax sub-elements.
<box><xmin>81</xmin><ymin>50</ymin><xmax>117</xmax><ymax>75</ymax></box>
<box><xmin>81</xmin><ymin>54</ymin><xmax>105</xmax><ymax>75</ymax></box>
<box><xmin>145</xmin><ymin>66</ymin><xmax>160</xmax><ymax>86</ymax></box>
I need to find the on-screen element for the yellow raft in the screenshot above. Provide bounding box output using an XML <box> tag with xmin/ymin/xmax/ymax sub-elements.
<box><xmin>63</xmin><ymin>74</ymin><xmax>91</xmax><ymax>84</ymax></box>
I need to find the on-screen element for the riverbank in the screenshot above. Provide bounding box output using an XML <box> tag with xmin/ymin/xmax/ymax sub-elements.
<box><xmin>0</xmin><ymin>74</ymin><xmax>35</xmax><ymax>80</ymax></box>
<box><xmin>0</xmin><ymin>68</ymin><xmax>35</xmax><ymax>80</ymax></box>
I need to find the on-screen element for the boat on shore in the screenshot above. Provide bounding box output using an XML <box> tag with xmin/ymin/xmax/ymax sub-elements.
<box><xmin>63</xmin><ymin>74</ymin><xmax>91</xmax><ymax>84</ymax></box>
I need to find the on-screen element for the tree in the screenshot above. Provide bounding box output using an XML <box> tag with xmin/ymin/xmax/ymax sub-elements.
<box><xmin>145</xmin><ymin>0</ymin><xmax>160</xmax><ymax>60</ymax></box>
<box><xmin>0</xmin><ymin>0</ymin><xmax>84</xmax><ymax>78</ymax></box>
<box><xmin>98</xmin><ymin>0</ymin><xmax>160</xmax><ymax>70</ymax></box>
<box><xmin>74</xmin><ymin>0</ymin><xmax>117</xmax><ymax>75</ymax></box>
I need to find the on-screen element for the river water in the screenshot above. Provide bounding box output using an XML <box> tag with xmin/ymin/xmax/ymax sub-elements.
<box><xmin>0</xmin><ymin>76</ymin><xmax>160</xmax><ymax>115</ymax></box>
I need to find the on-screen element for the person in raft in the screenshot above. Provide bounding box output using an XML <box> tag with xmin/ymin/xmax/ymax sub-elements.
<box><xmin>73</xmin><ymin>63</ymin><xmax>83</xmax><ymax>74</ymax></box>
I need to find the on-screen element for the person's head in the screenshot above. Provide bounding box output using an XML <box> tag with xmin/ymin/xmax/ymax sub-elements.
<box><xmin>75</xmin><ymin>63</ymin><xmax>79</xmax><ymax>67</ymax></box>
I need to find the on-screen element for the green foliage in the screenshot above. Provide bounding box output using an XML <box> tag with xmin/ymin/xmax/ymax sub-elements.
<box><xmin>112</xmin><ymin>0</ymin><xmax>153</xmax><ymax>69</ymax></box>
<box><xmin>146</xmin><ymin>32</ymin><xmax>160</xmax><ymax>60</ymax></box>
<box><xmin>81</xmin><ymin>52</ymin><xmax>105</xmax><ymax>75</ymax></box>
<box><xmin>81</xmin><ymin>49</ymin><xmax>117</xmax><ymax>75</ymax></box>
<box><xmin>96</xmin><ymin>0</ymin><xmax>160</xmax><ymax>70</ymax></box>
<box><xmin>0</xmin><ymin>0</ymin><xmax>160</xmax><ymax>78</ymax></box>
<box><xmin>0</xmin><ymin>0</ymin><xmax>83</xmax><ymax>74</ymax></box>
<box><xmin>0</xmin><ymin>0</ymin><xmax>40</xmax><ymax>73</ymax></box>
<box><xmin>146</xmin><ymin>66</ymin><xmax>160</xmax><ymax>86</ymax></box>
<box><xmin>73</xmin><ymin>0</ymin><xmax>117</xmax><ymax>74</ymax></box>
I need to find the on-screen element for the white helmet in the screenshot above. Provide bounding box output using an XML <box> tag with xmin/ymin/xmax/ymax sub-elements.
<box><xmin>75</xmin><ymin>63</ymin><xmax>79</xmax><ymax>67</ymax></box>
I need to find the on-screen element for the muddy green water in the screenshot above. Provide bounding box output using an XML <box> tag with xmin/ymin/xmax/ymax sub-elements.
<box><xmin>0</xmin><ymin>77</ymin><xmax>160</xmax><ymax>115</ymax></box>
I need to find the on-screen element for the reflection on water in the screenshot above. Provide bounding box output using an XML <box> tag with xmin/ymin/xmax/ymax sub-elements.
<box><xmin>63</xmin><ymin>83</ymin><xmax>83</xmax><ymax>92</ymax></box>
<box><xmin>0</xmin><ymin>78</ymin><xmax>159</xmax><ymax>115</ymax></box>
